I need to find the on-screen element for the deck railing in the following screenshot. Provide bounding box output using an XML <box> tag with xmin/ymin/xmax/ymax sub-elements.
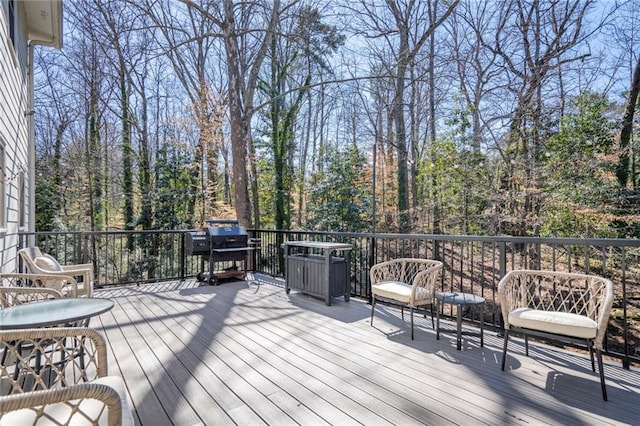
<box><xmin>18</xmin><ymin>229</ymin><xmax>639</xmax><ymax>368</ymax></box>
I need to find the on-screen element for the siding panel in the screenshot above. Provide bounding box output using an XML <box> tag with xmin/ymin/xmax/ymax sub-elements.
<box><xmin>0</xmin><ymin>0</ymin><xmax>30</xmax><ymax>272</ymax></box>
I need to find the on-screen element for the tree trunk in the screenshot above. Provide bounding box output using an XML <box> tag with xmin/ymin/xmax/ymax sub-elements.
<box><xmin>88</xmin><ymin>71</ymin><xmax>102</xmax><ymax>231</ymax></box>
<box><xmin>248</xmin><ymin>136</ymin><xmax>260</xmax><ymax>228</ymax></box>
<box><xmin>119</xmin><ymin>62</ymin><xmax>135</xmax><ymax>251</ymax></box>
<box><xmin>138</xmin><ymin>77</ymin><xmax>152</xmax><ymax>231</ymax></box>
<box><xmin>223</xmin><ymin>6</ymin><xmax>251</xmax><ymax>227</ymax></box>
<box><xmin>428</xmin><ymin>1</ymin><xmax>440</xmax><ymax>236</ymax></box>
<box><xmin>220</xmin><ymin>0</ymin><xmax>280</xmax><ymax>227</ymax></box>
<box><xmin>52</xmin><ymin>121</ymin><xmax>67</xmax><ymax>216</ymax></box>
<box><xmin>617</xmin><ymin>54</ymin><xmax>640</xmax><ymax>188</ymax></box>
<box><xmin>393</xmin><ymin>34</ymin><xmax>410</xmax><ymax>233</ymax></box>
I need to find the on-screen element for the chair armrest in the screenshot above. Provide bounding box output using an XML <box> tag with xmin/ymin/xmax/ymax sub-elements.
<box><xmin>59</xmin><ymin>263</ymin><xmax>93</xmax><ymax>275</ymax></box>
<box><xmin>58</xmin><ymin>264</ymin><xmax>94</xmax><ymax>297</ymax></box>
<box><xmin>411</xmin><ymin>263</ymin><xmax>443</xmax><ymax>305</ymax></box>
<box><xmin>27</xmin><ymin>268</ymin><xmax>89</xmax><ymax>297</ymax></box>
<box><xmin>0</xmin><ymin>383</ymin><xmax>123</xmax><ymax>426</ymax></box>
<box><xmin>0</xmin><ymin>282</ymin><xmax>63</xmax><ymax>308</ymax></box>
<box><xmin>592</xmin><ymin>279</ymin><xmax>614</xmax><ymax>349</ymax></box>
<box><xmin>497</xmin><ymin>270</ymin><xmax>521</xmax><ymax>328</ymax></box>
<box><xmin>0</xmin><ymin>273</ymin><xmax>77</xmax><ymax>298</ymax></box>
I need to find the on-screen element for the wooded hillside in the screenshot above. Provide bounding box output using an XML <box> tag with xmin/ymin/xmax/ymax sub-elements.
<box><xmin>34</xmin><ymin>0</ymin><xmax>640</xmax><ymax>237</ymax></box>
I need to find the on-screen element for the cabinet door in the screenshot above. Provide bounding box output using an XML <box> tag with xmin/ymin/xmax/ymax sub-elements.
<box><xmin>286</xmin><ymin>256</ymin><xmax>306</xmax><ymax>290</ymax></box>
<box><xmin>304</xmin><ymin>258</ymin><xmax>325</xmax><ymax>294</ymax></box>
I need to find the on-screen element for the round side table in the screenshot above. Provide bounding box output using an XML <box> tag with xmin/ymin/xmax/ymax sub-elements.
<box><xmin>435</xmin><ymin>292</ymin><xmax>485</xmax><ymax>350</ymax></box>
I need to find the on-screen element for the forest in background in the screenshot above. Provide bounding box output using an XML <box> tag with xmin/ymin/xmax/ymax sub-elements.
<box><xmin>33</xmin><ymin>0</ymin><xmax>640</xmax><ymax>238</ymax></box>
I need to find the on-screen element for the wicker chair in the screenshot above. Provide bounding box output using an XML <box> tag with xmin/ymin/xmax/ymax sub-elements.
<box><xmin>498</xmin><ymin>270</ymin><xmax>614</xmax><ymax>400</ymax></box>
<box><xmin>18</xmin><ymin>248</ymin><xmax>93</xmax><ymax>297</ymax></box>
<box><xmin>0</xmin><ymin>327</ymin><xmax>134</xmax><ymax>425</ymax></box>
<box><xmin>370</xmin><ymin>258</ymin><xmax>443</xmax><ymax>340</ymax></box>
<box><xmin>0</xmin><ymin>273</ymin><xmax>77</xmax><ymax>299</ymax></box>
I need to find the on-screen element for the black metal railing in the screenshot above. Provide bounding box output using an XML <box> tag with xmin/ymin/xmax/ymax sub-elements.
<box><xmin>18</xmin><ymin>229</ymin><xmax>639</xmax><ymax>368</ymax></box>
<box><xmin>19</xmin><ymin>230</ymin><xmax>194</xmax><ymax>285</ymax></box>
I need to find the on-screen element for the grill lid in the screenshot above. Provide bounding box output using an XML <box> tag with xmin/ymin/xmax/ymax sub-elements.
<box><xmin>205</xmin><ymin>226</ymin><xmax>247</xmax><ymax>237</ymax></box>
<box><xmin>204</xmin><ymin>219</ymin><xmax>247</xmax><ymax>237</ymax></box>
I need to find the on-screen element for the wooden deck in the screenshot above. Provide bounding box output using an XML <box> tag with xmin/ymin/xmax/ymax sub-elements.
<box><xmin>94</xmin><ymin>276</ymin><xmax>640</xmax><ymax>425</ymax></box>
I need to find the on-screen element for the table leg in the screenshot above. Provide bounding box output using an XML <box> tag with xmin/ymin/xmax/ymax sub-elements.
<box><xmin>344</xmin><ymin>251</ymin><xmax>350</xmax><ymax>302</ymax></box>
<box><xmin>324</xmin><ymin>251</ymin><xmax>331</xmax><ymax>306</ymax></box>
<box><xmin>456</xmin><ymin>303</ymin><xmax>462</xmax><ymax>350</ymax></box>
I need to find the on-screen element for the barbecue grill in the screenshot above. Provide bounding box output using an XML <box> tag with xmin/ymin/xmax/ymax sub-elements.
<box><xmin>185</xmin><ymin>220</ymin><xmax>251</xmax><ymax>285</ymax></box>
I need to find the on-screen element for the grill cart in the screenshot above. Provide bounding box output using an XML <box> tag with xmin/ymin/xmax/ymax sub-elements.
<box><xmin>185</xmin><ymin>220</ymin><xmax>251</xmax><ymax>285</ymax></box>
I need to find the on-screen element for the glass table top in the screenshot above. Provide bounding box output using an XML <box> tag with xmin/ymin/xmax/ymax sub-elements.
<box><xmin>0</xmin><ymin>298</ymin><xmax>114</xmax><ymax>329</ymax></box>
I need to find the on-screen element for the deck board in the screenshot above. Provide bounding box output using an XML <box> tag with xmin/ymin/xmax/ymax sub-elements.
<box><xmin>98</xmin><ymin>302</ymin><xmax>170</xmax><ymax>425</ymax></box>
<box><xmin>94</xmin><ymin>277</ymin><xmax>640</xmax><ymax>426</ymax></box>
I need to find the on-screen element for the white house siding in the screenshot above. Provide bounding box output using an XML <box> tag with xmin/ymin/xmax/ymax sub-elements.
<box><xmin>0</xmin><ymin>0</ymin><xmax>30</xmax><ymax>273</ymax></box>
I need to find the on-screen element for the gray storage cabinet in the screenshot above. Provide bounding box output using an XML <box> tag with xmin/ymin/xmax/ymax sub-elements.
<box><xmin>283</xmin><ymin>241</ymin><xmax>352</xmax><ymax>306</ymax></box>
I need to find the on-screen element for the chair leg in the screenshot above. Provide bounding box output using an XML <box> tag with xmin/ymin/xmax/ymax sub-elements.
<box><xmin>401</xmin><ymin>306</ymin><xmax>405</xmax><ymax>321</ymax></box>
<box><xmin>501</xmin><ymin>329</ymin><xmax>510</xmax><ymax>371</ymax></box>
<box><xmin>421</xmin><ymin>305</ymin><xmax>435</xmax><ymax>328</ymax></box>
<box><xmin>430</xmin><ymin>303</ymin><xmax>434</xmax><ymax>329</ymax></box>
<box><xmin>370</xmin><ymin>297</ymin><xmax>376</xmax><ymax>326</ymax></box>
<box><xmin>436</xmin><ymin>301</ymin><xmax>441</xmax><ymax>340</ymax></box>
<box><xmin>596</xmin><ymin>348</ymin><xmax>608</xmax><ymax>401</ymax></box>
<box><xmin>524</xmin><ymin>333</ymin><xmax>529</xmax><ymax>356</ymax></box>
<box><xmin>588</xmin><ymin>339</ymin><xmax>596</xmax><ymax>372</ymax></box>
<box><xmin>410</xmin><ymin>306</ymin><xmax>414</xmax><ymax>340</ymax></box>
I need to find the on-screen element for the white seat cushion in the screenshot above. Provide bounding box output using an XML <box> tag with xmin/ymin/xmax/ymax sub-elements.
<box><xmin>34</xmin><ymin>255</ymin><xmax>63</xmax><ymax>272</ymax></box>
<box><xmin>33</xmin><ymin>256</ymin><xmax>67</xmax><ymax>292</ymax></box>
<box><xmin>0</xmin><ymin>376</ymin><xmax>135</xmax><ymax>426</ymax></box>
<box><xmin>372</xmin><ymin>281</ymin><xmax>412</xmax><ymax>304</ymax></box>
<box><xmin>508</xmin><ymin>307</ymin><xmax>597</xmax><ymax>339</ymax></box>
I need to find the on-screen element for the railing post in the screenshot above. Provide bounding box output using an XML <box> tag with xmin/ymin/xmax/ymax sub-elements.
<box><xmin>498</xmin><ymin>240</ymin><xmax>507</xmax><ymax>334</ymax></box>
<box><xmin>367</xmin><ymin>234</ymin><xmax>376</xmax><ymax>303</ymax></box>
<box><xmin>180</xmin><ymin>232</ymin><xmax>186</xmax><ymax>281</ymax></box>
<box><xmin>248</xmin><ymin>230</ymin><xmax>261</xmax><ymax>274</ymax></box>
<box><xmin>499</xmin><ymin>241</ymin><xmax>507</xmax><ymax>278</ymax></box>
<box><xmin>81</xmin><ymin>232</ymin><xmax>88</xmax><ymax>264</ymax></box>
<box><xmin>621</xmin><ymin>249</ymin><xmax>630</xmax><ymax>370</ymax></box>
<box><xmin>87</xmin><ymin>232</ymin><xmax>98</xmax><ymax>286</ymax></box>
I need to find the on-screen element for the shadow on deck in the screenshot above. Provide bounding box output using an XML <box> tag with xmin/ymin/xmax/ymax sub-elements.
<box><xmin>94</xmin><ymin>275</ymin><xmax>640</xmax><ymax>425</ymax></box>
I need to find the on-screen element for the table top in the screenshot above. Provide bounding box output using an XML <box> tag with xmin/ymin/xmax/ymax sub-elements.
<box><xmin>283</xmin><ymin>241</ymin><xmax>353</xmax><ymax>250</ymax></box>
<box><xmin>436</xmin><ymin>292</ymin><xmax>485</xmax><ymax>305</ymax></box>
<box><xmin>0</xmin><ymin>298</ymin><xmax>114</xmax><ymax>330</ymax></box>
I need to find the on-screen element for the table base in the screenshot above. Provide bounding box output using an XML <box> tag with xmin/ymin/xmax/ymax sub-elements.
<box><xmin>436</xmin><ymin>299</ymin><xmax>484</xmax><ymax>351</ymax></box>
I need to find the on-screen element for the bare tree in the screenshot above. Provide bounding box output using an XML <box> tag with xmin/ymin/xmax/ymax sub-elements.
<box><xmin>33</xmin><ymin>48</ymin><xmax>76</xmax><ymax>230</ymax></box>
<box><xmin>88</xmin><ymin>1</ymin><xmax>138</xmax><ymax>241</ymax></box>
<box><xmin>139</xmin><ymin>0</ymin><xmax>227</xmax><ymax>223</ymax></box>
<box><xmin>64</xmin><ymin>2</ymin><xmax>113</xmax><ymax>232</ymax></box>
<box><xmin>351</xmin><ymin>0</ymin><xmax>458</xmax><ymax>232</ymax></box>
<box><xmin>484</xmin><ymin>0</ymin><xmax>594</xmax><ymax>236</ymax></box>
<box><xmin>618</xmin><ymin>55</ymin><xmax>640</xmax><ymax>188</ymax></box>
<box><xmin>608</xmin><ymin>1</ymin><xmax>640</xmax><ymax>189</ymax></box>
<box><xmin>176</xmin><ymin>0</ymin><xmax>288</xmax><ymax>227</ymax></box>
